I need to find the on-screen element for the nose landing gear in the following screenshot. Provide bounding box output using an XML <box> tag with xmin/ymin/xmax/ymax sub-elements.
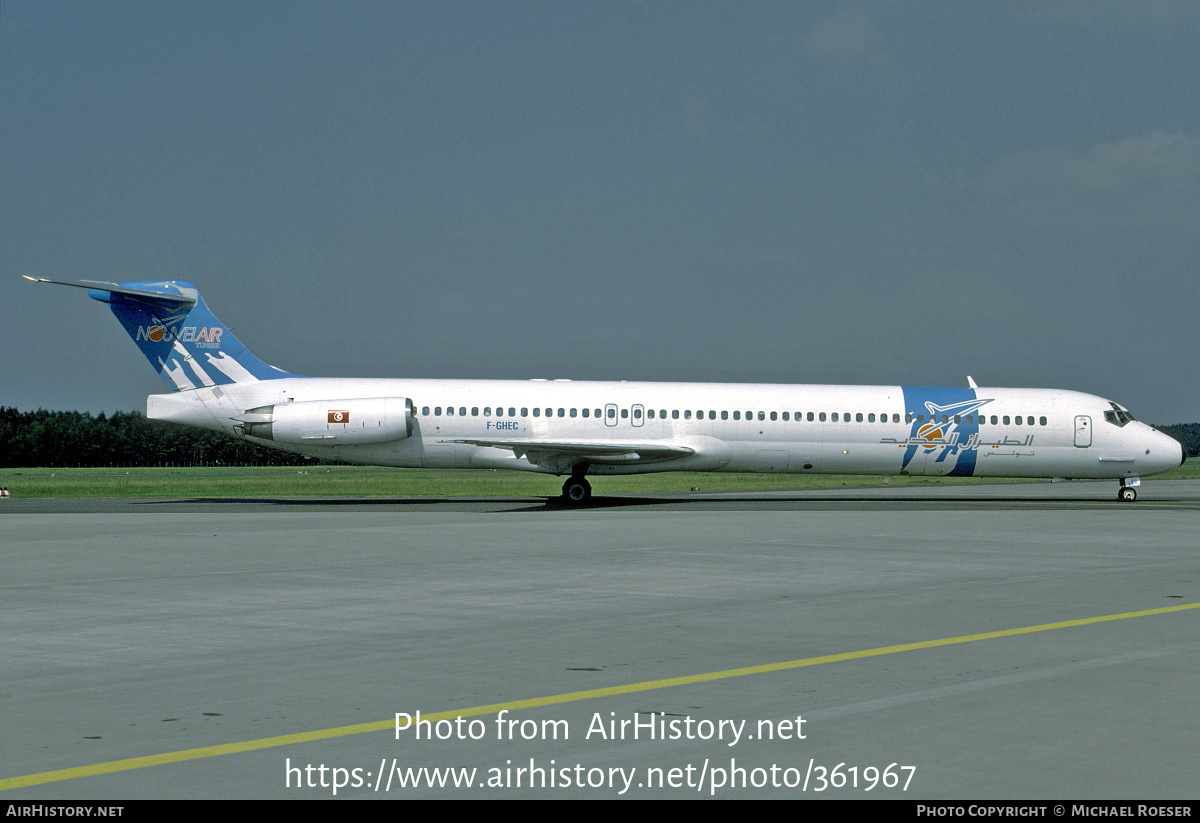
<box><xmin>1117</xmin><ymin>477</ymin><xmax>1140</xmax><ymax>502</ymax></box>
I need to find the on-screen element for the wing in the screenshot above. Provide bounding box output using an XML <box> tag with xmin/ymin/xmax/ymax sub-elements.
<box><xmin>440</xmin><ymin>438</ymin><xmax>694</xmax><ymax>469</ymax></box>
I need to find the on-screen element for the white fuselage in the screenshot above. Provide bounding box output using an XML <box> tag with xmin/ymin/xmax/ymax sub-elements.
<box><xmin>146</xmin><ymin>377</ymin><xmax>1183</xmax><ymax>481</ymax></box>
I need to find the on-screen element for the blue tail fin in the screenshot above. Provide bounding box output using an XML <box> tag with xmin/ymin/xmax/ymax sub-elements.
<box><xmin>26</xmin><ymin>277</ymin><xmax>298</xmax><ymax>390</ymax></box>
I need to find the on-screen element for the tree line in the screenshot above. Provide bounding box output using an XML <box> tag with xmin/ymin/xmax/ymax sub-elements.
<box><xmin>0</xmin><ymin>406</ymin><xmax>1196</xmax><ymax>469</ymax></box>
<box><xmin>0</xmin><ymin>408</ymin><xmax>319</xmax><ymax>468</ymax></box>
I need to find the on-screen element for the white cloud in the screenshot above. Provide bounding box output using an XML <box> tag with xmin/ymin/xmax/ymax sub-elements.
<box><xmin>667</xmin><ymin>97</ymin><xmax>764</xmax><ymax>147</ymax></box>
<box><xmin>802</xmin><ymin>8</ymin><xmax>888</xmax><ymax>65</ymax></box>
<box><xmin>977</xmin><ymin>132</ymin><xmax>1200</xmax><ymax>234</ymax></box>
<box><xmin>996</xmin><ymin>132</ymin><xmax>1200</xmax><ymax>191</ymax></box>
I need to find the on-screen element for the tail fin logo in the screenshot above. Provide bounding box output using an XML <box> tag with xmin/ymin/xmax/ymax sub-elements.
<box><xmin>136</xmin><ymin>322</ymin><xmax>224</xmax><ymax>348</ymax></box>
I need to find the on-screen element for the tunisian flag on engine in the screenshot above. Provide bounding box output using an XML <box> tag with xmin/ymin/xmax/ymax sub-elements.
<box><xmin>328</xmin><ymin>410</ymin><xmax>349</xmax><ymax>424</ymax></box>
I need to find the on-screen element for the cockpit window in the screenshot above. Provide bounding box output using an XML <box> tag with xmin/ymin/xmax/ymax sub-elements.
<box><xmin>1105</xmin><ymin>402</ymin><xmax>1135</xmax><ymax>427</ymax></box>
<box><xmin>1104</xmin><ymin>410</ymin><xmax>1133</xmax><ymax>426</ymax></box>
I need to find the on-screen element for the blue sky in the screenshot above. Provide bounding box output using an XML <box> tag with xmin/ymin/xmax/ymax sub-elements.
<box><xmin>2</xmin><ymin>1</ymin><xmax>1198</xmax><ymax>422</ymax></box>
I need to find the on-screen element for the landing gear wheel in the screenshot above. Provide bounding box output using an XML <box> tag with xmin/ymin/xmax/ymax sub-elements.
<box><xmin>1117</xmin><ymin>486</ymin><xmax>1137</xmax><ymax>502</ymax></box>
<box><xmin>562</xmin><ymin>476</ymin><xmax>592</xmax><ymax>504</ymax></box>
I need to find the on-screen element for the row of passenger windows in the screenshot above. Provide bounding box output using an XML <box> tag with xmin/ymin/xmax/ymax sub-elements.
<box><xmin>417</xmin><ymin>405</ymin><xmax>1049</xmax><ymax>426</ymax></box>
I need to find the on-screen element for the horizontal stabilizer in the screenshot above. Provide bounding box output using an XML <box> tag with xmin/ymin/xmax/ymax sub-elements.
<box><xmin>23</xmin><ymin>276</ymin><xmax>198</xmax><ymax>307</ymax></box>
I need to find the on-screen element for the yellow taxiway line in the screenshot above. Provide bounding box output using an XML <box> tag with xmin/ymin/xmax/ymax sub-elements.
<box><xmin>3</xmin><ymin>601</ymin><xmax>1198</xmax><ymax>791</ymax></box>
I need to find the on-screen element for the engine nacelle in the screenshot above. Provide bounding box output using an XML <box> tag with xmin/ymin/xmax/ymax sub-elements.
<box><xmin>237</xmin><ymin>397</ymin><xmax>414</xmax><ymax>445</ymax></box>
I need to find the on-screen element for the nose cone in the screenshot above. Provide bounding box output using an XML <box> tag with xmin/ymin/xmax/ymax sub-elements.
<box><xmin>1128</xmin><ymin>424</ymin><xmax>1185</xmax><ymax>477</ymax></box>
<box><xmin>1163</xmin><ymin>429</ymin><xmax>1186</xmax><ymax>468</ymax></box>
<box><xmin>1146</xmin><ymin>427</ymin><xmax>1186</xmax><ymax>475</ymax></box>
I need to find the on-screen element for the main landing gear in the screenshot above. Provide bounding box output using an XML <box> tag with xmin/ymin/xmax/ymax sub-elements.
<box><xmin>561</xmin><ymin>471</ymin><xmax>592</xmax><ymax>505</ymax></box>
<box><xmin>1117</xmin><ymin>478</ymin><xmax>1139</xmax><ymax>502</ymax></box>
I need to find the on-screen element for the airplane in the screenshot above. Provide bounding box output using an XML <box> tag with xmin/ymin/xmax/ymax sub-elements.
<box><xmin>25</xmin><ymin>276</ymin><xmax>1185</xmax><ymax>504</ymax></box>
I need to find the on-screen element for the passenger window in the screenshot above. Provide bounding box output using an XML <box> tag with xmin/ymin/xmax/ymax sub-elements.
<box><xmin>533</xmin><ymin>408</ymin><xmax>540</xmax><ymax>417</ymax></box>
<box><xmin>545</xmin><ymin>408</ymin><xmax>553</xmax><ymax>417</ymax></box>
<box><xmin>634</xmin><ymin>408</ymin><xmax>642</xmax><ymax>419</ymax></box>
<box><xmin>953</xmin><ymin>415</ymin><xmax>960</xmax><ymax>424</ymax></box>
<box><xmin>672</xmin><ymin>410</ymin><xmax>679</xmax><ymax>419</ymax></box>
<box><xmin>607</xmin><ymin>408</ymin><xmax>616</xmax><ymax>419</ymax></box>
<box><xmin>819</xmin><ymin>412</ymin><xmax>826</xmax><ymax>422</ymax></box>
<box><xmin>770</xmin><ymin>411</ymin><xmax>777</xmax><ymax>421</ymax></box>
<box><xmin>832</xmin><ymin>413</ymin><xmax>839</xmax><ymax>422</ymax></box>
<box><xmin>1040</xmin><ymin>417</ymin><xmax>1047</xmax><ymax>426</ymax></box>
<box><xmin>434</xmin><ymin>407</ymin><xmax>442</xmax><ymax>416</ymax></box>
<box><xmin>620</xmin><ymin>408</ymin><xmax>628</xmax><ymax>419</ymax></box>
<box><xmin>756</xmin><ymin>411</ymin><xmax>764</xmax><ymax>421</ymax></box>
<box><xmin>645</xmin><ymin>409</ymin><xmax>652</xmax><ymax>419</ymax></box>
<box><xmin>570</xmin><ymin>408</ymin><xmax>577</xmax><ymax>418</ymax></box>
<box><xmin>733</xmin><ymin>411</ymin><xmax>741</xmax><ymax>420</ymax></box>
<box><xmin>583</xmin><ymin>408</ymin><xmax>590</xmax><ymax>418</ymax></box>
<box><xmin>808</xmin><ymin>412</ymin><xmax>815</xmax><ymax>422</ymax></box>
<box><xmin>1003</xmin><ymin>416</ymin><xmax>1010</xmax><ymax>425</ymax></box>
<box><xmin>447</xmin><ymin>407</ymin><xmax>455</xmax><ymax>416</ymax></box>
<box><xmin>1015</xmin><ymin>416</ymin><xmax>1022</xmax><ymax>425</ymax></box>
<box><xmin>856</xmin><ymin>413</ymin><xmax>863</xmax><ymax>422</ymax></box>
<box><xmin>782</xmin><ymin>412</ymin><xmax>789</xmax><ymax>421</ymax></box>
<box><xmin>905</xmin><ymin>413</ymin><xmax>912</xmax><ymax>423</ymax></box>
<box><xmin>521</xmin><ymin>408</ymin><xmax>528</xmax><ymax>417</ymax></box>
<box><xmin>721</xmin><ymin>411</ymin><xmax>729</xmax><ymax>420</ymax></box>
<box><xmin>484</xmin><ymin>407</ymin><xmax>491</xmax><ymax>416</ymax></box>
<box><xmin>685</xmin><ymin>410</ymin><xmax>692</xmax><ymax>419</ymax></box>
<box><xmin>557</xmin><ymin>408</ymin><xmax>564</xmax><ymax>418</ymax></box>
<box><xmin>868</xmin><ymin>413</ymin><xmax>875</xmax><ymax>422</ymax></box>
<box><xmin>509</xmin><ymin>408</ymin><xmax>516</xmax><ymax>417</ymax></box>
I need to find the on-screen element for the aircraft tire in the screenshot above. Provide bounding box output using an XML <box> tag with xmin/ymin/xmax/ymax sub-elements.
<box><xmin>562</xmin><ymin>477</ymin><xmax>592</xmax><ymax>504</ymax></box>
<box><xmin>1118</xmin><ymin>486</ymin><xmax>1137</xmax><ymax>502</ymax></box>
